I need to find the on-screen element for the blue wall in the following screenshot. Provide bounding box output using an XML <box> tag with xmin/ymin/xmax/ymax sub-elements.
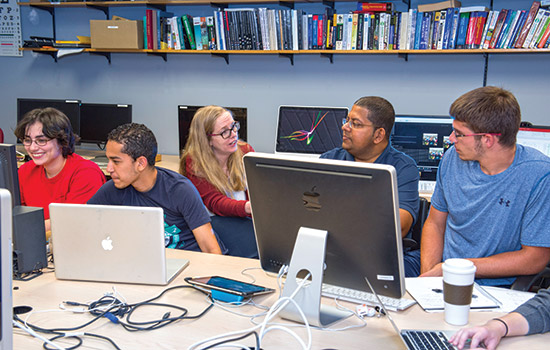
<box><xmin>2</xmin><ymin>0</ymin><xmax>548</xmax><ymax>155</ymax></box>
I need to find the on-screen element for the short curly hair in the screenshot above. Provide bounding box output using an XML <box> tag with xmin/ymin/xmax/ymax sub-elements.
<box><xmin>107</xmin><ymin>123</ymin><xmax>157</xmax><ymax>166</ymax></box>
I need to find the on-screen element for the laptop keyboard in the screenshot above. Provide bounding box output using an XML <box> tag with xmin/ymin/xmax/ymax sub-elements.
<box><xmin>401</xmin><ymin>330</ymin><xmax>455</xmax><ymax>350</ymax></box>
<box><xmin>321</xmin><ymin>284</ymin><xmax>416</xmax><ymax>311</ymax></box>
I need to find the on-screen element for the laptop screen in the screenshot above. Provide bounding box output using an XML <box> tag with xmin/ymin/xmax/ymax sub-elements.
<box><xmin>391</xmin><ymin>115</ymin><xmax>454</xmax><ymax>181</ymax></box>
<box><xmin>275</xmin><ymin>106</ymin><xmax>348</xmax><ymax>155</ymax></box>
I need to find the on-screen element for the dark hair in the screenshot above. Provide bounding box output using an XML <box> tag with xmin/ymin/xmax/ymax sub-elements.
<box><xmin>14</xmin><ymin>107</ymin><xmax>76</xmax><ymax>157</ymax></box>
<box><xmin>107</xmin><ymin>123</ymin><xmax>157</xmax><ymax>166</ymax></box>
<box><xmin>449</xmin><ymin>86</ymin><xmax>520</xmax><ymax>148</ymax></box>
<box><xmin>353</xmin><ymin>96</ymin><xmax>395</xmax><ymax>140</ymax></box>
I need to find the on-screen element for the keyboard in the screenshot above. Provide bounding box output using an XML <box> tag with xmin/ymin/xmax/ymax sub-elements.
<box><xmin>419</xmin><ymin>181</ymin><xmax>436</xmax><ymax>193</ymax></box>
<box><xmin>401</xmin><ymin>330</ymin><xmax>455</xmax><ymax>350</ymax></box>
<box><xmin>321</xmin><ymin>284</ymin><xmax>416</xmax><ymax>311</ymax></box>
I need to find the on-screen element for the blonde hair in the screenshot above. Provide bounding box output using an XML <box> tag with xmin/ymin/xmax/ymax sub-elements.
<box><xmin>180</xmin><ymin>106</ymin><xmax>246</xmax><ymax>197</ymax></box>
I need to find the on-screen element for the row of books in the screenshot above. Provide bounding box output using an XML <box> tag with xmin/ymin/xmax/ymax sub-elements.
<box><xmin>143</xmin><ymin>2</ymin><xmax>550</xmax><ymax>51</ymax></box>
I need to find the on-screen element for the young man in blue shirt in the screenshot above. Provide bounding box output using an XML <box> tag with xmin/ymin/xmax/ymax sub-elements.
<box><xmin>88</xmin><ymin>123</ymin><xmax>223</xmax><ymax>254</ymax></box>
<box><xmin>321</xmin><ymin>96</ymin><xmax>420</xmax><ymax>237</ymax></box>
<box><xmin>406</xmin><ymin>86</ymin><xmax>550</xmax><ymax>286</ymax></box>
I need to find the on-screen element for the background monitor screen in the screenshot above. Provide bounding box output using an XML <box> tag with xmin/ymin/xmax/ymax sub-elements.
<box><xmin>517</xmin><ymin>127</ymin><xmax>550</xmax><ymax>158</ymax></box>
<box><xmin>17</xmin><ymin>98</ymin><xmax>81</xmax><ymax>135</ymax></box>
<box><xmin>391</xmin><ymin>115</ymin><xmax>454</xmax><ymax>181</ymax></box>
<box><xmin>244</xmin><ymin>153</ymin><xmax>405</xmax><ymax>298</ymax></box>
<box><xmin>275</xmin><ymin>106</ymin><xmax>348</xmax><ymax>155</ymax></box>
<box><xmin>178</xmin><ymin>105</ymin><xmax>248</xmax><ymax>152</ymax></box>
<box><xmin>0</xmin><ymin>144</ymin><xmax>21</xmax><ymax>207</ymax></box>
<box><xmin>79</xmin><ymin>103</ymin><xmax>132</xmax><ymax>145</ymax></box>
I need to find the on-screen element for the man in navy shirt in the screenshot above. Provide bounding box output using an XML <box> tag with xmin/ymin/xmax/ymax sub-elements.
<box><xmin>88</xmin><ymin>123</ymin><xmax>223</xmax><ymax>254</ymax></box>
<box><xmin>321</xmin><ymin>96</ymin><xmax>420</xmax><ymax>237</ymax></box>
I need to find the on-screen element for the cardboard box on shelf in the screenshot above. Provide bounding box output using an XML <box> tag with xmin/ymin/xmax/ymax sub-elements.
<box><xmin>90</xmin><ymin>19</ymin><xmax>143</xmax><ymax>50</ymax></box>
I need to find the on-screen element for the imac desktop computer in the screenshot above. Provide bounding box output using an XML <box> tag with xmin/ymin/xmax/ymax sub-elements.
<box><xmin>244</xmin><ymin>153</ymin><xmax>405</xmax><ymax>326</ymax></box>
<box><xmin>275</xmin><ymin>106</ymin><xmax>348</xmax><ymax>156</ymax></box>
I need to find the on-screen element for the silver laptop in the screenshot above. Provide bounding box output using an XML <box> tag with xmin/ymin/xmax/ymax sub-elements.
<box><xmin>365</xmin><ymin>277</ymin><xmax>469</xmax><ymax>350</ymax></box>
<box><xmin>50</xmin><ymin>203</ymin><xmax>189</xmax><ymax>285</ymax></box>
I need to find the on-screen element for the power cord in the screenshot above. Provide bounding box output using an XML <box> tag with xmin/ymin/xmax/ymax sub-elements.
<box><xmin>16</xmin><ymin>285</ymin><xmax>214</xmax><ymax>349</ymax></box>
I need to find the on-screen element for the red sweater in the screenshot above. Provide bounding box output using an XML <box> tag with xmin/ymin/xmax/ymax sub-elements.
<box><xmin>18</xmin><ymin>153</ymin><xmax>106</xmax><ymax>219</ymax></box>
<box><xmin>184</xmin><ymin>143</ymin><xmax>253</xmax><ymax>217</ymax></box>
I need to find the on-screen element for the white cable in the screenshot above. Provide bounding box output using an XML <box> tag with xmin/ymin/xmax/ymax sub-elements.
<box><xmin>188</xmin><ymin>273</ymin><xmax>311</xmax><ymax>350</ymax></box>
<box><xmin>13</xmin><ymin>320</ymin><xmax>66</xmax><ymax>350</ymax></box>
<box><xmin>240</xmin><ymin>267</ymin><xmax>263</xmax><ymax>284</ymax></box>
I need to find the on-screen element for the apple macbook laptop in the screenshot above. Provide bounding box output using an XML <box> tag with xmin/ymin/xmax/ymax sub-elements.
<box><xmin>49</xmin><ymin>203</ymin><xmax>189</xmax><ymax>285</ymax></box>
<box><xmin>365</xmin><ymin>277</ymin><xmax>469</xmax><ymax>350</ymax></box>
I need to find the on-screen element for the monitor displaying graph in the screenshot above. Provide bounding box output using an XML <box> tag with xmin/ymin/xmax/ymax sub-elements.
<box><xmin>275</xmin><ymin>106</ymin><xmax>348</xmax><ymax>155</ymax></box>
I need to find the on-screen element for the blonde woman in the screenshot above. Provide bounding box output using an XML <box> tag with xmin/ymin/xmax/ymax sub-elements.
<box><xmin>180</xmin><ymin>105</ymin><xmax>253</xmax><ymax>217</ymax></box>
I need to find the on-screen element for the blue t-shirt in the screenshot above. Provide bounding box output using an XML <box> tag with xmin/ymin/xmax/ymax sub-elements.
<box><xmin>432</xmin><ymin>145</ymin><xmax>550</xmax><ymax>286</ymax></box>
<box><xmin>321</xmin><ymin>145</ymin><xmax>420</xmax><ymax>229</ymax></box>
<box><xmin>88</xmin><ymin>167</ymin><xmax>213</xmax><ymax>252</ymax></box>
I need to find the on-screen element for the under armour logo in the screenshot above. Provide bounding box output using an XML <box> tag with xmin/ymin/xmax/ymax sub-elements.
<box><xmin>499</xmin><ymin>198</ymin><xmax>510</xmax><ymax>207</ymax></box>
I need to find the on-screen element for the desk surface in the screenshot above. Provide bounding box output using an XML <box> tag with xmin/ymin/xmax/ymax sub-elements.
<box><xmin>13</xmin><ymin>250</ymin><xmax>549</xmax><ymax>349</ymax></box>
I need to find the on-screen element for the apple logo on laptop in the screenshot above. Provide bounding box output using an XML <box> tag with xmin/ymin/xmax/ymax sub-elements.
<box><xmin>302</xmin><ymin>186</ymin><xmax>321</xmax><ymax>212</ymax></box>
<box><xmin>101</xmin><ymin>236</ymin><xmax>113</xmax><ymax>251</ymax></box>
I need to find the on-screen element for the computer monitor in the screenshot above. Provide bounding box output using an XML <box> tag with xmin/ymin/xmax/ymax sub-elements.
<box><xmin>275</xmin><ymin>106</ymin><xmax>348</xmax><ymax>155</ymax></box>
<box><xmin>244</xmin><ymin>152</ymin><xmax>404</xmax><ymax>298</ymax></box>
<box><xmin>517</xmin><ymin>126</ymin><xmax>550</xmax><ymax>158</ymax></box>
<box><xmin>0</xmin><ymin>189</ymin><xmax>13</xmax><ymax>350</ymax></box>
<box><xmin>17</xmin><ymin>98</ymin><xmax>81</xmax><ymax>135</ymax></box>
<box><xmin>391</xmin><ymin>115</ymin><xmax>454</xmax><ymax>181</ymax></box>
<box><xmin>0</xmin><ymin>144</ymin><xmax>21</xmax><ymax>207</ymax></box>
<box><xmin>178</xmin><ymin>105</ymin><xmax>248</xmax><ymax>152</ymax></box>
<box><xmin>79</xmin><ymin>103</ymin><xmax>132</xmax><ymax>146</ymax></box>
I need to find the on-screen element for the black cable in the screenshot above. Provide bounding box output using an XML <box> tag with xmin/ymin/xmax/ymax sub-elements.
<box><xmin>201</xmin><ymin>330</ymin><xmax>260</xmax><ymax>350</ymax></box>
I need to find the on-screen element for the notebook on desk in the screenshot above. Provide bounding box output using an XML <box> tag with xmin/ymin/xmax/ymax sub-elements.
<box><xmin>49</xmin><ymin>203</ymin><xmax>189</xmax><ymax>285</ymax></box>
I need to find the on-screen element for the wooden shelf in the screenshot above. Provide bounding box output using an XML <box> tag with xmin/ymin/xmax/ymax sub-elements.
<box><xmin>18</xmin><ymin>0</ymin><xmax>359</xmax><ymax>7</ymax></box>
<box><xmin>21</xmin><ymin>47</ymin><xmax>550</xmax><ymax>54</ymax></box>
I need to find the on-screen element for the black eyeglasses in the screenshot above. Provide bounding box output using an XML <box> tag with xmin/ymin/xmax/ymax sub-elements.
<box><xmin>22</xmin><ymin>137</ymin><xmax>51</xmax><ymax>147</ymax></box>
<box><xmin>208</xmin><ymin>121</ymin><xmax>240</xmax><ymax>139</ymax></box>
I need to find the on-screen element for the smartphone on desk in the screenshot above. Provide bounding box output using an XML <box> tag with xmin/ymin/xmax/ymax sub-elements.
<box><xmin>186</xmin><ymin>276</ymin><xmax>275</xmax><ymax>297</ymax></box>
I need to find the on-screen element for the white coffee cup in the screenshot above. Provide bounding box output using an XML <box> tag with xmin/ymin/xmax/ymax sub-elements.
<box><xmin>442</xmin><ymin>258</ymin><xmax>476</xmax><ymax>326</ymax></box>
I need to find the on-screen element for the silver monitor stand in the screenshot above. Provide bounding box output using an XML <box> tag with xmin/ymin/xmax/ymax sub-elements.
<box><xmin>280</xmin><ymin>227</ymin><xmax>350</xmax><ymax>327</ymax></box>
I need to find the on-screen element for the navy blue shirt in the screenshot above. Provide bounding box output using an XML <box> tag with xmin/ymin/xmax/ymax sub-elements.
<box><xmin>89</xmin><ymin>167</ymin><xmax>222</xmax><ymax>252</ymax></box>
<box><xmin>321</xmin><ymin>145</ymin><xmax>420</xmax><ymax>229</ymax></box>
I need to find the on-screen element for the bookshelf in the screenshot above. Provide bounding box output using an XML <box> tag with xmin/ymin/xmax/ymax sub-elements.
<box><xmin>18</xmin><ymin>0</ymin><xmax>550</xmax><ymax>84</ymax></box>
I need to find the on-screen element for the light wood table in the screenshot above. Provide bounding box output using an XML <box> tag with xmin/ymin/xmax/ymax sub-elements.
<box><xmin>13</xmin><ymin>250</ymin><xmax>550</xmax><ymax>349</ymax></box>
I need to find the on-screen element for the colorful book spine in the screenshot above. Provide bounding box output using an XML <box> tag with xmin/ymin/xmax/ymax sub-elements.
<box><xmin>515</xmin><ymin>1</ymin><xmax>541</xmax><ymax>48</ymax></box>
<box><xmin>489</xmin><ymin>9</ymin><xmax>508</xmax><ymax>49</ymax></box>
<box><xmin>481</xmin><ymin>10</ymin><xmax>499</xmax><ymax>49</ymax></box>
<box><xmin>455</xmin><ymin>11</ymin><xmax>470</xmax><ymax>49</ymax></box>
<box><xmin>495</xmin><ymin>10</ymin><xmax>515</xmax><ymax>49</ymax></box>
<box><xmin>523</xmin><ymin>8</ymin><xmax>547</xmax><ymax>48</ymax></box>
<box><xmin>530</xmin><ymin>10</ymin><xmax>550</xmax><ymax>47</ymax></box>
<box><xmin>447</xmin><ymin>7</ymin><xmax>460</xmax><ymax>49</ymax></box>
<box><xmin>472</xmin><ymin>11</ymin><xmax>488</xmax><ymax>48</ymax></box>
<box><xmin>182</xmin><ymin>15</ymin><xmax>196</xmax><ymax>50</ymax></box>
<box><xmin>507</xmin><ymin>11</ymin><xmax>527</xmax><ymax>48</ymax></box>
